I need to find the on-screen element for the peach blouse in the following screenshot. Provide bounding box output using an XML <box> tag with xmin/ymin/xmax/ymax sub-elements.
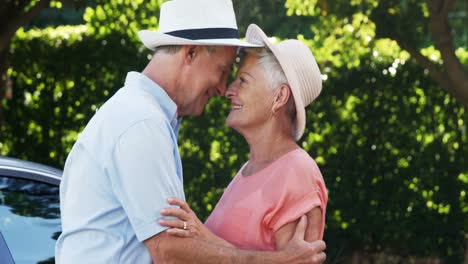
<box><xmin>205</xmin><ymin>148</ymin><xmax>327</xmax><ymax>250</ymax></box>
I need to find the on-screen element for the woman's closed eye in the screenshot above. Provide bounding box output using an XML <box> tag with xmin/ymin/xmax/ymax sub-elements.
<box><xmin>239</xmin><ymin>77</ymin><xmax>247</xmax><ymax>85</ymax></box>
<box><xmin>219</xmin><ymin>69</ymin><xmax>226</xmax><ymax>82</ymax></box>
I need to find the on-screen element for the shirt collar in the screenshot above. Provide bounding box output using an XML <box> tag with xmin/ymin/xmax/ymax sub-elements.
<box><xmin>124</xmin><ymin>71</ymin><xmax>181</xmax><ymax>132</ymax></box>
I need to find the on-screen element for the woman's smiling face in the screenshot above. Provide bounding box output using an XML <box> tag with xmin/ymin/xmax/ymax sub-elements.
<box><xmin>225</xmin><ymin>52</ymin><xmax>276</xmax><ymax>132</ymax></box>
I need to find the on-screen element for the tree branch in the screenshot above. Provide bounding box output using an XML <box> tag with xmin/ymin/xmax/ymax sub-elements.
<box><xmin>0</xmin><ymin>48</ymin><xmax>8</xmax><ymax>131</ymax></box>
<box><xmin>440</xmin><ymin>0</ymin><xmax>455</xmax><ymax>16</ymax></box>
<box><xmin>0</xmin><ymin>0</ymin><xmax>52</xmax><ymax>129</ymax></box>
<box><xmin>393</xmin><ymin>35</ymin><xmax>453</xmax><ymax>91</ymax></box>
<box><xmin>428</xmin><ymin>0</ymin><xmax>468</xmax><ymax>107</ymax></box>
<box><xmin>0</xmin><ymin>0</ymin><xmax>51</xmax><ymax>53</ymax></box>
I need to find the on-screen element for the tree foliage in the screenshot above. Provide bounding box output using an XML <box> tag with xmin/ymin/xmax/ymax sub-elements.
<box><xmin>0</xmin><ymin>0</ymin><xmax>467</xmax><ymax>263</ymax></box>
<box><xmin>281</xmin><ymin>0</ymin><xmax>468</xmax><ymax>108</ymax></box>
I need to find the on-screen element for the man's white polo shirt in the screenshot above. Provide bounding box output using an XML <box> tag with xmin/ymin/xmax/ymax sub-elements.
<box><xmin>55</xmin><ymin>72</ymin><xmax>185</xmax><ymax>263</ymax></box>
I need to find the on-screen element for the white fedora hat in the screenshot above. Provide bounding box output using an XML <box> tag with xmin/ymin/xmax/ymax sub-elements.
<box><xmin>138</xmin><ymin>0</ymin><xmax>262</xmax><ymax>50</ymax></box>
<box><xmin>245</xmin><ymin>24</ymin><xmax>322</xmax><ymax>141</ymax></box>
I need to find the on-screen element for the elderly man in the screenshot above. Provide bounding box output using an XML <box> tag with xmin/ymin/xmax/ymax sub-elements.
<box><xmin>55</xmin><ymin>0</ymin><xmax>326</xmax><ymax>263</ymax></box>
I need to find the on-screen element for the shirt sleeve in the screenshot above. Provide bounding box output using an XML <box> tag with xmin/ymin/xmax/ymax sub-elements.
<box><xmin>264</xmin><ymin>159</ymin><xmax>326</xmax><ymax>235</ymax></box>
<box><xmin>109</xmin><ymin>119</ymin><xmax>185</xmax><ymax>242</ymax></box>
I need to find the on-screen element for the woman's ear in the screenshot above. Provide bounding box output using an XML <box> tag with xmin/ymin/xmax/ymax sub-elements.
<box><xmin>272</xmin><ymin>85</ymin><xmax>292</xmax><ymax>113</ymax></box>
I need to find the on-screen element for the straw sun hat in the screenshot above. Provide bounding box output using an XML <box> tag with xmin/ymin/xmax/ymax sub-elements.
<box><xmin>138</xmin><ymin>0</ymin><xmax>261</xmax><ymax>50</ymax></box>
<box><xmin>245</xmin><ymin>24</ymin><xmax>322</xmax><ymax>141</ymax></box>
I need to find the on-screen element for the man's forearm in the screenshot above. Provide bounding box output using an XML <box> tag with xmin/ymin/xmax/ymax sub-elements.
<box><xmin>146</xmin><ymin>231</ymin><xmax>284</xmax><ymax>264</ymax></box>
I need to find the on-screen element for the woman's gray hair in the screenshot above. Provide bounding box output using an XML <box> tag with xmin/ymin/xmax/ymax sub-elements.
<box><xmin>242</xmin><ymin>48</ymin><xmax>287</xmax><ymax>91</ymax></box>
<box><xmin>241</xmin><ymin>47</ymin><xmax>297</xmax><ymax>138</ymax></box>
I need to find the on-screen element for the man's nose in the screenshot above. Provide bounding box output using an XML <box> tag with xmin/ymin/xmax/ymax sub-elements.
<box><xmin>215</xmin><ymin>82</ymin><xmax>227</xmax><ymax>96</ymax></box>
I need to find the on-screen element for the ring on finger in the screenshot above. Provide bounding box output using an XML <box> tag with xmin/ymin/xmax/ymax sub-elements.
<box><xmin>183</xmin><ymin>221</ymin><xmax>187</xmax><ymax>230</ymax></box>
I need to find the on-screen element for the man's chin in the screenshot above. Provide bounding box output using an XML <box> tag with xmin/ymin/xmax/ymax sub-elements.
<box><xmin>193</xmin><ymin>107</ymin><xmax>204</xmax><ymax>116</ymax></box>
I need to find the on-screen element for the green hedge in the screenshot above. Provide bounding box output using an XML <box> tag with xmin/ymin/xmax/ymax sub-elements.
<box><xmin>1</xmin><ymin>20</ymin><xmax>466</xmax><ymax>263</ymax></box>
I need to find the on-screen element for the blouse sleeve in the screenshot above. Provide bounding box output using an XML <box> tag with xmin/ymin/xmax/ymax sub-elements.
<box><xmin>263</xmin><ymin>156</ymin><xmax>327</xmax><ymax>235</ymax></box>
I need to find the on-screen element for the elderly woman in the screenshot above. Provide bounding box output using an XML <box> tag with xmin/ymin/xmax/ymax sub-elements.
<box><xmin>159</xmin><ymin>24</ymin><xmax>327</xmax><ymax>251</ymax></box>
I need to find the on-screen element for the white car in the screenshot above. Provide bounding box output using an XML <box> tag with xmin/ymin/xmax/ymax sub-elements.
<box><xmin>0</xmin><ymin>156</ymin><xmax>61</xmax><ymax>264</ymax></box>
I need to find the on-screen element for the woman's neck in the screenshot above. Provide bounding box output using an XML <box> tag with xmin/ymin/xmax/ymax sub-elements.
<box><xmin>241</xmin><ymin>125</ymin><xmax>298</xmax><ymax>176</ymax></box>
<box><xmin>249</xmin><ymin>135</ymin><xmax>296</xmax><ymax>163</ymax></box>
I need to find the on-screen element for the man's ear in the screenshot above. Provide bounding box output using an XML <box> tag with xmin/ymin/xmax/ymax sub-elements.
<box><xmin>273</xmin><ymin>85</ymin><xmax>292</xmax><ymax>112</ymax></box>
<box><xmin>183</xmin><ymin>45</ymin><xmax>200</xmax><ymax>65</ymax></box>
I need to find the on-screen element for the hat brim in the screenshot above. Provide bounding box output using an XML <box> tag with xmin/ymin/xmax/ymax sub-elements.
<box><xmin>138</xmin><ymin>30</ymin><xmax>263</xmax><ymax>50</ymax></box>
<box><xmin>245</xmin><ymin>24</ymin><xmax>306</xmax><ymax>141</ymax></box>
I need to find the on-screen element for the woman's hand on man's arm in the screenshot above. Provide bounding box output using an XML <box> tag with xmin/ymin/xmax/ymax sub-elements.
<box><xmin>154</xmin><ymin>197</ymin><xmax>326</xmax><ymax>263</ymax></box>
<box><xmin>158</xmin><ymin>197</ymin><xmax>235</xmax><ymax>248</ymax></box>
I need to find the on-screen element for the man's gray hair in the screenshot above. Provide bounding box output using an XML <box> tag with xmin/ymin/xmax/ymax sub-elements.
<box><xmin>154</xmin><ymin>45</ymin><xmax>219</xmax><ymax>55</ymax></box>
<box><xmin>241</xmin><ymin>47</ymin><xmax>297</xmax><ymax>138</ymax></box>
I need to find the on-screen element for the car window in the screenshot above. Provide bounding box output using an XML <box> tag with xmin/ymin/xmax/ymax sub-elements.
<box><xmin>0</xmin><ymin>176</ymin><xmax>60</xmax><ymax>264</ymax></box>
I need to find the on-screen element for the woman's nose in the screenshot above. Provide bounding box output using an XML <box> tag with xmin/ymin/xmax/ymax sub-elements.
<box><xmin>225</xmin><ymin>81</ymin><xmax>237</xmax><ymax>99</ymax></box>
